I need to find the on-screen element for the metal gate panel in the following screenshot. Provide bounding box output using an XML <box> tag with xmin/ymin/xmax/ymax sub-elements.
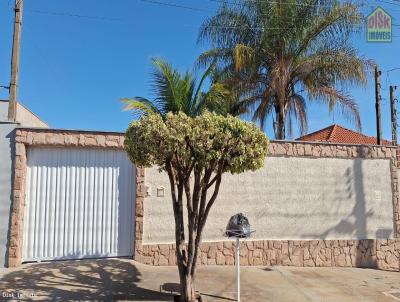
<box><xmin>22</xmin><ymin>147</ymin><xmax>136</xmax><ymax>262</ymax></box>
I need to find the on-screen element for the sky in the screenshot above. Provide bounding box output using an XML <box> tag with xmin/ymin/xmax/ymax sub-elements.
<box><xmin>0</xmin><ymin>0</ymin><xmax>400</xmax><ymax>140</ymax></box>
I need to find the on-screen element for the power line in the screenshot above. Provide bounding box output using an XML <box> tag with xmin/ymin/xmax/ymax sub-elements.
<box><xmin>7</xmin><ymin>0</ymin><xmax>123</xmax><ymax>22</ymax></box>
<box><xmin>209</xmin><ymin>0</ymin><xmax>343</xmax><ymax>8</ymax></box>
<box><xmin>385</xmin><ymin>67</ymin><xmax>400</xmax><ymax>72</ymax></box>
<box><xmin>375</xmin><ymin>0</ymin><xmax>400</xmax><ymax>7</ymax></box>
<box><xmin>184</xmin><ymin>23</ymin><xmax>293</xmax><ymax>29</ymax></box>
<box><xmin>5</xmin><ymin>0</ymin><xmax>400</xmax><ymax>36</ymax></box>
<box><xmin>25</xmin><ymin>4</ymin><xmax>400</xmax><ymax>35</ymax></box>
<box><xmin>21</xmin><ymin>0</ymin><xmax>212</xmax><ymax>20</ymax></box>
<box><xmin>140</xmin><ymin>0</ymin><xmax>211</xmax><ymax>12</ymax></box>
<box><xmin>23</xmin><ymin>8</ymin><xmax>123</xmax><ymax>22</ymax></box>
<box><xmin>142</xmin><ymin>0</ymin><xmax>363</xmax><ymax>12</ymax></box>
<box><xmin>23</xmin><ymin>24</ymin><xmax>59</xmax><ymax>80</ymax></box>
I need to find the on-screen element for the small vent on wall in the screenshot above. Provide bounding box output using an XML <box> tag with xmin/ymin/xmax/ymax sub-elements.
<box><xmin>145</xmin><ymin>184</ymin><xmax>151</xmax><ymax>197</ymax></box>
<box><xmin>157</xmin><ymin>186</ymin><xmax>165</xmax><ymax>197</ymax></box>
<box><xmin>374</xmin><ymin>190</ymin><xmax>382</xmax><ymax>202</ymax></box>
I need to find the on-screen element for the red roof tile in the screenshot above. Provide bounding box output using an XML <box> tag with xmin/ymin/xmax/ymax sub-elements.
<box><xmin>296</xmin><ymin>124</ymin><xmax>392</xmax><ymax>145</ymax></box>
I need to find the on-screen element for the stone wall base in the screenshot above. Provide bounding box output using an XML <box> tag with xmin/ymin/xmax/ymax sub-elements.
<box><xmin>135</xmin><ymin>239</ymin><xmax>400</xmax><ymax>271</ymax></box>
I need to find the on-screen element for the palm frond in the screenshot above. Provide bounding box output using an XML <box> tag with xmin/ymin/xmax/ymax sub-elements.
<box><xmin>198</xmin><ymin>0</ymin><xmax>368</xmax><ymax>139</ymax></box>
<box><xmin>121</xmin><ymin>97</ymin><xmax>162</xmax><ymax>119</ymax></box>
<box><xmin>306</xmin><ymin>86</ymin><xmax>361</xmax><ymax>131</ymax></box>
<box><xmin>150</xmin><ymin>58</ymin><xmax>182</xmax><ymax>114</ymax></box>
<box><xmin>233</xmin><ymin>44</ymin><xmax>255</xmax><ymax>72</ymax></box>
<box><xmin>193</xmin><ymin>61</ymin><xmax>217</xmax><ymax>104</ymax></box>
<box><xmin>287</xmin><ymin>94</ymin><xmax>308</xmax><ymax>136</ymax></box>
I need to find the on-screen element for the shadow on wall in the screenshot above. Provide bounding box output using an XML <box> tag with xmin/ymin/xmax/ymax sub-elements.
<box><xmin>302</xmin><ymin>158</ymin><xmax>372</xmax><ymax>240</ymax></box>
<box><xmin>352</xmin><ymin>158</ymin><xmax>376</xmax><ymax>268</ymax></box>
<box><xmin>0</xmin><ymin>259</ymin><xmax>172</xmax><ymax>301</ymax></box>
<box><xmin>301</xmin><ymin>150</ymin><xmax>390</xmax><ymax>269</ymax></box>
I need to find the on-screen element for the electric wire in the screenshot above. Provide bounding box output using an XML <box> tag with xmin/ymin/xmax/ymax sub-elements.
<box><xmin>24</xmin><ymin>8</ymin><xmax>123</xmax><ymax>22</ymax></box>
<box><xmin>140</xmin><ymin>0</ymin><xmax>211</xmax><ymax>12</ymax></box>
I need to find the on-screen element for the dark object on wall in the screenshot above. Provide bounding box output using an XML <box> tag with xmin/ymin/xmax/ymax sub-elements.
<box><xmin>225</xmin><ymin>213</ymin><xmax>251</xmax><ymax>238</ymax></box>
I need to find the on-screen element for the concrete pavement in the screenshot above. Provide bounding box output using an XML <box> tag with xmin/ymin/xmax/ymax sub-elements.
<box><xmin>0</xmin><ymin>258</ymin><xmax>399</xmax><ymax>301</ymax></box>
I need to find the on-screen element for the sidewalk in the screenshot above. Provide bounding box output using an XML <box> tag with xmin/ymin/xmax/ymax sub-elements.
<box><xmin>0</xmin><ymin>258</ymin><xmax>399</xmax><ymax>301</ymax></box>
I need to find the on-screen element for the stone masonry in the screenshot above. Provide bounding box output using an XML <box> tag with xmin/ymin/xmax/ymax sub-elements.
<box><xmin>135</xmin><ymin>239</ymin><xmax>400</xmax><ymax>271</ymax></box>
<box><xmin>8</xmin><ymin>129</ymin><xmax>400</xmax><ymax>271</ymax></box>
<box><xmin>134</xmin><ymin>141</ymin><xmax>400</xmax><ymax>271</ymax></box>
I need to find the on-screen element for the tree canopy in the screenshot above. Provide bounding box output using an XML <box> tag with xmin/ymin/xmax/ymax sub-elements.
<box><xmin>125</xmin><ymin>111</ymin><xmax>269</xmax><ymax>174</ymax></box>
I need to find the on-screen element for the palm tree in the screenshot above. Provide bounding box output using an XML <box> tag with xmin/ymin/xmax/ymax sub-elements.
<box><xmin>122</xmin><ymin>58</ymin><xmax>244</xmax><ymax>118</ymax></box>
<box><xmin>198</xmin><ymin>0</ymin><xmax>372</xmax><ymax>139</ymax></box>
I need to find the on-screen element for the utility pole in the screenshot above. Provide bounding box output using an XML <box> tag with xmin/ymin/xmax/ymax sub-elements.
<box><xmin>375</xmin><ymin>65</ymin><xmax>382</xmax><ymax>145</ymax></box>
<box><xmin>8</xmin><ymin>0</ymin><xmax>23</xmax><ymax>122</ymax></box>
<box><xmin>390</xmin><ymin>85</ymin><xmax>397</xmax><ymax>146</ymax></box>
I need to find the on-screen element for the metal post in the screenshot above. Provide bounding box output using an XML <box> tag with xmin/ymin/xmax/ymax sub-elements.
<box><xmin>236</xmin><ymin>237</ymin><xmax>240</xmax><ymax>302</ymax></box>
<box><xmin>390</xmin><ymin>85</ymin><xmax>397</xmax><ymax>146</ymax></box>
<box><xmin>375</xmin><ymin>65</ymin><xmax>382</xmax><ymax>145</ymax></box>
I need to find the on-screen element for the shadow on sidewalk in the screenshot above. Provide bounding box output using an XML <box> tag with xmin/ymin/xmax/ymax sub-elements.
<box><xmin>0</xmin><ymin>258</ymin><xmax>172</xmax><ymax>301</ymax></box>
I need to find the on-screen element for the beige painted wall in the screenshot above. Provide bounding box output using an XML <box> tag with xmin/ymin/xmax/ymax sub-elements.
<box><xmin>16</xmin><ymin>103</ymin><xmax>48</xmax><ymax>128</ymax></box>
<box><xmin>143</xmin><ymin>157</ymin><xmax>394</xmax><ymax>244</ymax></box>
<box><xmin>0</xmin><ymin>101</ymin><xmax>48</xmax><ymax>127</ymax></box>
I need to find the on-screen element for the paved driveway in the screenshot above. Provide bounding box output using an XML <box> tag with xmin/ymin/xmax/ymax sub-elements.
<box><xmin>0</xmin><ymin>259</ymin><xmax>399</xmax><ymax>301</ymax></box>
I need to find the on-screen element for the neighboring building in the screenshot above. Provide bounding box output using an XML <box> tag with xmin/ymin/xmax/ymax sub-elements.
<box><xmin>0</xmin><ymin>100</ymin><xmax>47</xmax><ymax>267</ymax></box>
<box><xmin>0</xmin><ymin>100</ymin><xmax>48</xmax><ymax>128</ymax></box>
<box><xmin>296</xmin><ymin>124</ymin><xmax>391</xmax><ymax>145</ymax></box>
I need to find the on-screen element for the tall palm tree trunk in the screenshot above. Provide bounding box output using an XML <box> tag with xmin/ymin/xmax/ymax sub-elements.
<box><xmin>275</xmin><ymin>104</ymin><xmax>286</xmax><ymax>140</ymax></box>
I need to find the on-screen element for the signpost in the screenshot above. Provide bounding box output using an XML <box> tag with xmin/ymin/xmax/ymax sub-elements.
<box><xmin>235</xmin><ymin>237</ymin><xmax>241</xmax><ymax>302</ymax></box>
<box><xmin>225</xmin><ymin>213</ymin><xmax>254</xmax><ymax>302</ymax></box>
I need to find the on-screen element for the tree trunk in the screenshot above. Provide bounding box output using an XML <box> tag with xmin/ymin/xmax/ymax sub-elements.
<box><xmin>275</xmin><ymin>104</ymin><xmax>286</xmax><ymax>140</ymax></box>
<box><xmin>166</xmin><ymin>163</ymin><xmax>223</xmax><ymax>302</ymax></box>
<box><xmin>166</xmin><ymin>164</ymin><xmax>196</xmax><ymax>301</ymax></box>
<box><xmin>179</xmin><ymin>270</ymin><xmax>196</xmax><ymax>301</ymax></box>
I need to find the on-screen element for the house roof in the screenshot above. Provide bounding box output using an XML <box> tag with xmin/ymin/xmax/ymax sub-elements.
<box><xmin>296</xmin><ymin>124</ymin><xmax>392</xmax><ymax>145</ymax></box>
<box><xmin>0</xmin><ymin>99</ymin><xmax>48</xmax><ymax>128</ymax></box>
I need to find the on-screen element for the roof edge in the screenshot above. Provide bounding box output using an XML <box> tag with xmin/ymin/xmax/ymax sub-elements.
<box><xmin>296</xmin><ymin>124</ymin><xmax>336</xmax><ymax>141</ymax></box>
<box><xmin>17</xmin><ymin>101</ymin><xmax>49</xmax><ymax>127</ymax></box>
<box><xmin>16</xmin><ymin>127</ymin><xmax>397</xmax><ymax>148</ymax></box>
<box><xmin>0</xmin><ymin>100</ymin><xmax>49</xmax><ymax>127</ymax></box>
<box><xmin>16</xmin><ymin>126</ymin><xmax>125</xmax><ymax>136</ymax></box>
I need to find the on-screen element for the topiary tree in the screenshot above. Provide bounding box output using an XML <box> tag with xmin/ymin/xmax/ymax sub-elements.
<box><xmin>125</xmin><ymin>111</ymin><xmax>269</xmax><ymax>301</ymax></box>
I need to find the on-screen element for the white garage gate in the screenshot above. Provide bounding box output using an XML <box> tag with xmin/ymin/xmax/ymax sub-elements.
<box><xmin>22</xmin><ymin>147</ymin><xmax>136</xmax><ymax>262</ymax></box>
